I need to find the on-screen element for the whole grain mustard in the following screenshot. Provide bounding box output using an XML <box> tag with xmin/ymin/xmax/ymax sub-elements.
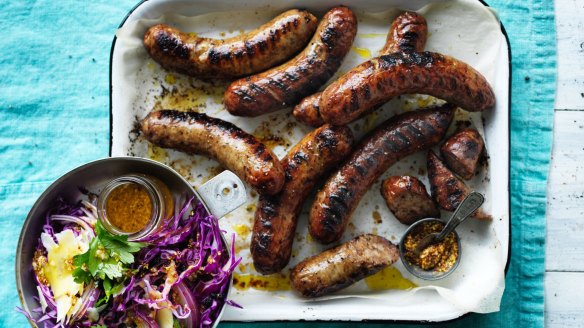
<box><xmin>105</xmin><ymin>183</ymin><xmax>153</xmax><ymax>233</ymax></box>
<box><xmin>403</xmin><ymin>221</ymin><xmax>459</xmax><ymax>272</ymax></box>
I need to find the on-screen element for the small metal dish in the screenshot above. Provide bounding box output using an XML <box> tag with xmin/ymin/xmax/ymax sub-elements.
<box><xmin>398</xmin><ymin>218</ymin><xmax>462</xmax><ymax>281</ymax></box>
<box><xmin>16</xmin><ymin>156</ymin><xmax>246</xmax><ymax>327</ymax></box>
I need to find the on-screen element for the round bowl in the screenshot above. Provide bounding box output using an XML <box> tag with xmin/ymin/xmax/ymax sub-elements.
<box><xmin>16</xmin><ymin>156</ymin><xmax>232</xmax><ymax>327</ymax></box>
<box><xmin>398</xmin><ymin>218</ymin><xmax>462</xmax><ymax>281</ymax></box>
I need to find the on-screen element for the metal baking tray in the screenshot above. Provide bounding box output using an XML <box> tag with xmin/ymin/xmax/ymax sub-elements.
<box><xmin>109</xmin><ymin>0</ymin><xmax>511</xmax><ymax>323</ymax></box>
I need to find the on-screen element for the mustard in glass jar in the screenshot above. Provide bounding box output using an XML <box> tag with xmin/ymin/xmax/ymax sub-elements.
<box><xmin>97</xmin><ymin>174</ymin><xmax>173</xmax><ymax>241</ymax></box>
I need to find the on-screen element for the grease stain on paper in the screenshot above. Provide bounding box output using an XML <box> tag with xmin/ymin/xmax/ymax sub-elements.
<box><xmin>357</xmin><ymin>33</ymin><xmax>385</xmax><ymax>39</ymax></box>
<box><xmin>147</xmin><ymin>144</ymin><xmax>168</xmax><ymax>162</ymax></box>
<box><xmin>232</xmin><ymin>224</ymin><xmax>250</xmax><ymax>240</ymax></box>
<box><xmin>233</xmin><ymin>272</ymin><xmax>291</xmax><ymax>291</ymax></box>
<box><xmin>365</xmin><ymin>267</ymin><xmax>416</xmax><ymax>291</ymax></box>
<box><xmin>352</xmin><ymin>46</ymin><xmax>372</xmax><ymax>59</ymax></box>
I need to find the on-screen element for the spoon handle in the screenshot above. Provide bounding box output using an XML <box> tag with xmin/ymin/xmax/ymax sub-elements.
<box><xmin>437</xmin><ymin>192</ymin><xmax>485</xmax><ymax>240</ymax></box>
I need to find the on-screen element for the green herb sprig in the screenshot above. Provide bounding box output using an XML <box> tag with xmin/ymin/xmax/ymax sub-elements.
<box><xmin>73</xmin><ymin>221</ymin><xmax>146</xmax><ymax>304</ymax></box>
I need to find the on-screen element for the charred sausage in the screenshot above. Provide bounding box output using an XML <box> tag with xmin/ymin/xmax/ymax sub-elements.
<box><xmin>251</xmin><ymin>125</ymin><xmax>354</xmax><ymax>274</ymax></box>
<box><xmin>381</xmin><ymin>176</ymin><xmax>439</xmax><ymax>225</ymax></box>
<box><xmin>319</xmin><ymin>51</ymin><xmax>496</xmax><ymax>125</ymax></box>
<box><xmin>380</xmin><ymin>11</ymin><xmax>428</xmax><ymax>54</ymax></box>
<box><xmin>427</xmin><ymin>150</ymin><xmax>491</xmax><ymax>220</ymax></box>
<box><xmin>291</xmin><ymin>92</ymin><xmax>325</xmax><ymax>127</ymax></box>
<box><xmin>140</xmin><ymin>110</ymin><xmax>284</xmax><ymax>195</ymax></box>
<box><xmin>143</xmin><ymin>9</ymin><xmax>318</xmax><ymax>79</ymax></box>
<box><xmin>224</xmin><ymin>7</ymin><xmax>357</xmax><ymax>117</ymax></box>
<box><xmin>309</xmin><ymin>104</ymin><xmax>455</xmax><ymax>244</ymax></box>
<box><xmin>292</xmin><ymin>11</ymin><xmax>428</xmax><ymax>127</ymax></box>
<box><xmin>440</xmin><ymin>128</ymin><xmax>485</xmax><ymax>180</ymax></box>
<box><xmin>290</xmin><ymin>234</ymin><xmax>399</xmax><ymax>298</ymax></box>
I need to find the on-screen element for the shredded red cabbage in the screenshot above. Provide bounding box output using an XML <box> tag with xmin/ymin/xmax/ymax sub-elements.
<box><xmin>18</xmin><ymin>196</ymin><xmax>240</xmax><ymax>328</ymax></box>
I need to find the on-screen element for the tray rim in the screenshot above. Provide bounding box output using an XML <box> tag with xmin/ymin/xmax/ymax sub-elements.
<box><xmin>108</xmin><ymin>0</ymin><xmax>512</xmax><ymax>323</ymax></box>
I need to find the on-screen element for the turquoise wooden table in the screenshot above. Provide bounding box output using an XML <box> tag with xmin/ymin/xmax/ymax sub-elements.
<box><xmin>544</xmin><ymin>0</ymin><xmax>584</xmax><ymax>326</ymax></box>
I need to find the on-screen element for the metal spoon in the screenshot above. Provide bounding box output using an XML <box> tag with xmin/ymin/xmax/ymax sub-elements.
<box><xmin>413</xmin><ymin>192</ymin><xmax>485</xmax><ymax>256</ymax></box>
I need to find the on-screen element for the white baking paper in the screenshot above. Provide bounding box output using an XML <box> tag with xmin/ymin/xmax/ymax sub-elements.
<box><xmin>111</xmin><ymin>0</ymin><xmax>509</xmax><ymax>322</ymax></box>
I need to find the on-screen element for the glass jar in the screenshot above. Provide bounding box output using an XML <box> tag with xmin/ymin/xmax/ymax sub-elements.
<box><xmin>97</xmin><ymin>174</ymin><xmax>173</xmax><ymax>241</ymax></box>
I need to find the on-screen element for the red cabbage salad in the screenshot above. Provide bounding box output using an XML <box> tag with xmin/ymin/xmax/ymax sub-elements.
<box><xmin>18</xmin><ymin>196</ymin><xmax>241</xmax><ymax>328</ymax></box>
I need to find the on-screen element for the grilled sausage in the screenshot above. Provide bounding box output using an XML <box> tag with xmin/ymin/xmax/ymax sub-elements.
<box><xmin>251</xmin><ymin>125</ymin><xmax>354</xmax><ymax>274</ymax></box>
<box><xmin>440</xmin><ymin>128</ymin><xmax>485</xmax><ymax>180</ymax></box>
<box><xmin>309</xmin><ymin>104</ymin><xmax>455</xmax><ymax>244</ymax></box>
<box><xmin>381</xmin><ymin>176</ymin><xmax>440</xmax><ymax>225</ymax></box>
<box><xmin>427</xmin><ymin>150</ymin><xmax>492</xmax><ymax>220</ymax></box>
<box><xmin>224</xmin><ymin>7</ymin><xmax>357</xmax><ymax>117</ymax></box>
<box><xmin>380</xmin><ymin>11</ymin><xmax>428</xmax><ymax>54</ymax></box>
<box><xmin>319</xmin><ymin>52</ymin><xmax>496</xmax><ymax>125</ymax></box>
<box><xmin>143</xmin><ymin>9</ymin><xmax>318</xmax><ymax>79</ymax></box>
<box><xmin>290</xmin><ymin>234</ymin><xmax>399</xmax><ymax>298</ymax></box>
<box><xmin>140</xmin><ymin>110</ymin><xmax>284</xmax><ymax>195</ymax></box>
<box><xmin>291</xmin><ymin>92</ymin><xmax>325</xmax><ymax>127</ymax></box>
<box><xmin>292</xmin><ymin>11</ymin><xmax>428</xmax><ymax>127</ymax></box>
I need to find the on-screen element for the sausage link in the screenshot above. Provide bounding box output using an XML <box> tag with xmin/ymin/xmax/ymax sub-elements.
<box><xmin>319</xmin><ymin>52</ymin><xmax>496</xmax><ymax>125</ymax></box>
<box><xmin>309</xmin><ymin>104</ymin><xmax>455</xmax><ymax>244</ymax></box>
<box><xmin>224</xmin><ymin>7</ymin><xmax>357</xmax><ymax>117</ymax></box>
<box><xmin>381</xmin><ymin>175</ymin><xmax>439</xmax><ymax>225</ymax></box>
<box><xmin>380</xmin><ymin>11</ymin><xmax>428</xmax><ymax>54</ymax></box>
<box><xmin>143</xmin><ymin>9</ymin><xmax>318</xmax><ymax>79</ymax></box>
<box><xmin>251</xmin><ymin>125</ymin><xmax>354</xmax><ymax>274</ymax></box>
<box><xmin>140</xmin><ymin>110</ymin><xmax>284</xmax><ymax>195</ymax></box>
<box><xmin>290</xmin><ymin>234</ymin><xmax>399</xmax><ymax>298</ymax></box>
<box><xmin>427</xmin><ymin>150</ymin><xmax>492</xmax><ymax>220</ymax></box>
<box><xmin>292</xmin><ymin>11</ymin><xmax>427</xmax><ymax>127</ymax></box>
<box><xmin>440</xmin><ymin>128</ymin><xmax>485</xmax><ymax>180</ymax></box>
<box><xmin>291</xmin><ymin>92</ymin><xmax>325</xmax><ymax>127</ymax></box>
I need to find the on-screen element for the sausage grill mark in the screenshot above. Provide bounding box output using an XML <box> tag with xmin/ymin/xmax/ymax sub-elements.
<box><xmin>140</xmin><ymin>110</ymin><xmax>285</xmax><ymax>196</ymax></box>
<box><xmin>309</xmin><ymin>104</ymin><xmax>455</xmax><ymax>244</ymax></box>
<box><xmin>426</xmin><ymin>150</ymin><xmax>491</xmax><ymax>220</ymax></box>
<box><xmin>224</xmin><ymin>7</ymin><xmax>357</xmax><ymax>117</ymax></box>
<box><xmin>144</xmin><ymin>9</ymin><xmax>318</xmax><ymax>79</ymax></box>
<box><xmin>319</xmin><ymin>51</ymin><xmax>495</xmax><ymax>125</ymax></box>
<box><xmin>440</xmin><ymin>128</ymin><xmax>485</xmax><ymax>180</ymax></box>
<box><xmin>292</xmin><ymin>11</ymin><xmax>428</xmax><ymax>127</ymax></box>
<box><xmin>250</xmin><ymin>124</ymin><xmax>354</xmax><ymax>274</ymax></box>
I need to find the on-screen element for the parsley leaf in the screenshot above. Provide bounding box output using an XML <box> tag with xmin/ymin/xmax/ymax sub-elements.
<box><xmin>97</xmin><ymin>222</ymin><xmax>145</xmax><ymax>265</ymax></box>
<box><xmin>72</xmin><ymin>221</ymin><xmax>146</xmax><ymax>303</ymax></box>
<box><xmin>103</xmin><ymin>277</ymin><xmax>112</xmax><ymax>292</ymax></box>
<box><xmin>101</xmin><ymin>261</ymin><xmax>124</xmax><ymax>280</ymax></box>
<box><xmin>97</xmin><ymin>278</ymin><xmax>125</xmax><ymax>306</ymax></box>
<box><xmin>72</xmin><ymin>249</ymin><xmax>92</xmax><ymax>285</ymax></box>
